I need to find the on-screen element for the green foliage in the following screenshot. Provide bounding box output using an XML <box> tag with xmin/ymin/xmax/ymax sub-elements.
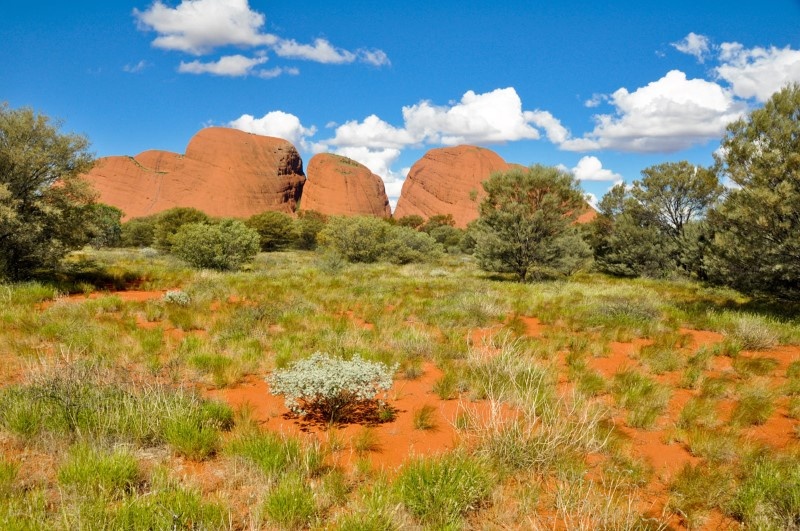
<box><xmin>395</xmin><ymin>214</ymin><xmax>424</xmax><ymax>228</ymax></box>
<box><xmin>707</xmin><ymin>84</ymin><xmax>800</xmax><ymax>300</ymax></box>
<box><xmin>471</xmin><ymin>165</ymin><xmax>592</xmax><ymax>281</ymax></box>
<box><xmin>668</xmin><ymin>463</ymin><xmax>733</xmax><ymax>529</ymax></box>
<box><xmin>318</xmin><ymin>216</ymin><xmax>440</xmax><ymax>264</ymax></box>
<box><xmin>86</xmin><ymin>204</ymin><xmax>123</xmax><ymax>248</ymax></box>
<box><xmin>318</xmin><ymin>215</ymin><xmax>390</xmax><ymax>263</ymax></box>
<box><xmin>0</xmin><ymin>364</ymin><xmax>233</xmax><ymax>448</ymax></box>
<box><xmin>395</xmin><ymin>452</ymin><xmax>494</xmax><ymax>527</ymax></box>
<box><xmin>294</xmin><ymin>209</ymin><xmax>327</xmax><ymax>250</ymax></box>
<box><xmin>383</xmin><ymin>225</ymin><xmax>441</xmax><ymax>264</ymax></box>
<box><xmin>171</xmin><ymin>219</ymin><xmax>259</xmax><ymax>271</ymax></box>
<box><xmin>728</xmin><ymin>453</ymin><xmax>800</xmax><ymax>529</ymax></box>
<box><xmin>0</xmin><ymin>104</ymin><xmax>96</xmax><ymax>280</ymax></box>
<box><xmin>111</xmin><ymin>471</ymin><xmax>229</xmax><ymax>530</ymax></box>
<box><xmin>730</xmin><ymin>385</ymin><xmax>775</xmax><ymax>426</ymax></box>
<box><xmin>268</xmin><ymin>353</ymin><xmax>397</xmax><ymax>423</ymax></box>
<box><xmin>226</xmin><ymin>431</ymin><xmax>301</xmax><ymax>478</ymax></box>
<box><xmin>120</xmin><ymin>216</ymin><xmax>157</xmax><ymax>247</ymax></box>
<box><xmin>590</xmin><ymin>161</ymin><xmax>721</xmax><ymax>278</ymax></box>
<box><xmin>152</xmin><ymin>207</ymin><xmax>209</xmax><ymax>252</ymax></box>
<box><xmin>611</xmin><ymin>369</ymin><xmax>671</xmax><ymax>429</ymax></box>
<box><xmin>246</xmin><ymin>210</ymin><xmax>296</xmax><ymax>251</ymax></box>
<box><xmin>263</xmin><ymin>474</ymin><xmax>318</xmax><ymax>529</ymax></box>
<box><xmin>57</xmin><ymin>443</ymin><xmax>140</xmax><ymax>498</ymax></box>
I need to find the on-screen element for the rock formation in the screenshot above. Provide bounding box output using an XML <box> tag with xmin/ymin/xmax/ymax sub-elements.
<box><xmin>82</xmin><ymin>127</ymin><xmax>305</xmax><ymax>220</ymax></box>
<box><xmin>393</xmin><ymin>145</ymin><xmax>511</xmax><ymax>228</ymax></box>
<box><xmin>301</xmin><ymin>154</ymin><xmax>391</xmax><ymax>217</ymax></box>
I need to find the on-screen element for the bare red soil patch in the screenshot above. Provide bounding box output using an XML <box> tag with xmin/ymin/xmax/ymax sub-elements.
<box><xmin>208</xmin><ymin>362</ymin><xmax>476</xmax><ymax>471</ymax></box>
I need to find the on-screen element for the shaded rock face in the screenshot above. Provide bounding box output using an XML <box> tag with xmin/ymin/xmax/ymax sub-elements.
<box><xmin>393</xmin><ymin>145</ymin><xmax>511</xmax><ymax>228</ymax></box>
<box><xmin>82</xmin><ymin>127</ymin><xmax>305</xmax><ymax>220</ymax></box>
<box><xmin>301</xmin><ymin>154</ymin><xmax>391</xmax><ymax>217</ymax></box>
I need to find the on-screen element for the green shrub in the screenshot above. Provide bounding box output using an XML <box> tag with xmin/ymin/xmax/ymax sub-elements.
<box><xmin>293</xmin><ymin>210</ymin><xmax>327</xmax><ymax>250</ymax></box>
<box><xmin>268</xmin><ymin>353</ymin><xmax>397</xmax><ymax>423</ymax></box>
<box><xmin>395</xmin><ymin>452</ymin><xmax>494</xmax><ymax>527</ymax></box>
<box><xmin>246</xmin><ymin>210</ymin><xmax>296</xmax><ymax>251</ymax></box>
<box><xmin>120</xmin><ymin>216</ymin><xmax>157</xmax><ymax>247</ymax></box>
<box><xmin>318</xmin><ymin>216</ymin><xmax>390</xmax><ymax>263</ymax></box>
<box><xmin>171</xmin><ymin>219</ymin><xmax>259</xmax><ymax>271</ymax></box>
<box><xmin>383</xmin><ymin>225</ymin><xmax>441</xmax><ymax>264</ymax></box>
<box><xmin>153</xmin><ymin>207</ymin><xmax>209</xmax><ymax>252</ymax></box>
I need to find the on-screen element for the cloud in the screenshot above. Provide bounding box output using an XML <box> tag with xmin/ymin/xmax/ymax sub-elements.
<box><xmin>228</xmin><ymin>110</ymin><xmax>317</xmax><ymax>147</ymax></box>
<box><xmin>134</xmin><ymin>0</ymin><xmax>277</xmax><ymax>55</ymax></box>
<box><xmin>256</xmin><ymin>66</ymin><xmax>299</xmax><ymax>79</ymax></box>
<box><xmin>528</xmin><ymin>110</ymin><xmax>569</xmax><ymax>144</ymax></box>
<box><xmin>672</xmin><ymin>32</ymin><xmax>711</xmax><ymax>63</ymax></box>
<box><xmin>123</xmin><ymin>60</ymin><xmax>150</xmax><ymax>73</ymax></box>
<box><xmin>402</xmin><ymin>88</ymin><xmax>544</xmax><ymax>145</ymax></box>
<box><xmin>562</xmin><ymin>70</ymin><xmax>746</xmax><ymax>152</ymax></box>
<box><xmin>274</xmin><ymin>38</ymin><xmax>391</xmax><ymax>66</ymax></box>
<box><xmin>178</xmin><ymin>54</ymin><xmax>267</xmax><ymax>76</ymax></box>
<box><xmin>715</xmin><ymin>42</ymin><xmax>800</xmax><ymax>101</ymax></box>
<box><xmin>584</xmin><ymin>93</ymin><xmax>608</xmax><ymax>108</ymax></box>
<box><xmin>570</xmin><ymin>156</ymin><xmax>623</xmax><ymax>185</ymax></box>
<box><xmin>327</xmin><ymin>115</ymin><xmax>416</xmax><ymax>149</ymax></box>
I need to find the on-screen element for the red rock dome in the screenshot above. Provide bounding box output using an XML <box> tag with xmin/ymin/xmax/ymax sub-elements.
<box><xmin>81</xmin><ymin>127</ymin><xmax>305</xmax><ymax>220</ymax></box>
<box><xmin>301</xmin><ymin>154</ymin><xmax>391</xmax><ymax>217</ymax></box>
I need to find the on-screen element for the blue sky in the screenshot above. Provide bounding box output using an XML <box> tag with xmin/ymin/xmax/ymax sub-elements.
<box><xmin>3</xmin><ymin>1</ymin><xmax>800</xmax><ymax>208</ymax></box>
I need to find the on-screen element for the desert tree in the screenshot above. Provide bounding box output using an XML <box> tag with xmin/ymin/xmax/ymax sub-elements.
<box><xmin>706</xmin><ymin>84</ymin><xmax>800</xmax><ymax>299</ymax></box>
<box><xmin>590</xmin><ymin>161</ymin><xmax>721</xmax><ymax>278</ymax></box>
<box><xmin>0</xmin><ymin>104</ymin><xmax>96</xmax><ymax>279</ymax></box>
<box><xmin>471</xmin><ymin>165</ymin><xmax>591</xmax><ymax>281</ymax></box>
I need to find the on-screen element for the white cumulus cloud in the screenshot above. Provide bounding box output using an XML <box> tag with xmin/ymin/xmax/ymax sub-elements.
<box><xmin>716</xmin><ymin>42</ymin><xmax>800</xmax><ymax>101</ymax></box>
<box><xmin>327</xmin><ymin>115</ymin><xmax>416</xmax><ymax>149</ymax></box>
<box><xmin>571</xmin><ymin>156</ymin><xmax>623</xmax><ymax>185</ymax></box>
<box><xmin>178</xmin><ymin>54</ymin><xmax>267</xmax><ymax>76</ymax></box>
<box><xmin>562</xmin><ymin>70</ymin><xmax>746</xmax><ymax>152</ymax></box>
<box><xmin>402</xmin><ymin>87</ymin><xmax>543</xmax><ymax>145</ymax></box>
<box><xmin>134</xmin><ymin>0</ymin><xmax>277</xmax><ymax>55</ymax></box>
<box><xmin>672</xmin><ymin>32</ymin><xmax>711</xmax><ymax>63</ymax></box>
<box><xmin>228</xmin><ymin>110</ymin><xmax>317</xmax><ymax>147</ymax></box>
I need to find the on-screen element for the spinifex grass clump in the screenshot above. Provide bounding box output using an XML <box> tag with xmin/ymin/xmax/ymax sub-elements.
<box><xmin>268</xmin><ymin>353</ymin><xmax>397</xmax><ymax>424</ymax></box>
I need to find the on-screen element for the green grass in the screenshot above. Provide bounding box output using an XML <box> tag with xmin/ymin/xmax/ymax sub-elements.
<box><xmin>226</xmin><ymin>430</ymin><xmax>302</xmax><ymax>479</ymax></box>
<box><xmin>395</xmin><ymin>452</ymin><xmax>495</xmax><ymax>528</ymax></box>
<box><xmin>412</xmin><ymin>404</ymin><xmax>438</xmax><ymax>430</ymax></box>
<box><xmin>730</xmin><ymin>385</ymin><xmax>775</xmax><ymax>426</ymax></box>
<box><xmin>727</xmin><ymin>453</ymin><xmax>800</xmax><ymax>529</ymax></box>
<box><xmin>57</xmin><ymin>443</ymin><xmax>140</xmax><ymax>498</ymax></box>
<box><xmin>263</xmin><ymin>473</ymin><xmax>318</xmax><ymax>529</ymax></box>
<box><xmin>611</xmin><ymin>369</ymin><xmax>671</xmax><ymax>429</ymax></box>
<box><xmin>668</xmin><ymin>463</ymin><xmax>733</xmax><ymax>529</ymax></box>
<box><xmin>3</xmin><ymin>248</ymin><xmax>800</xmax><ymax>529</ymax></box>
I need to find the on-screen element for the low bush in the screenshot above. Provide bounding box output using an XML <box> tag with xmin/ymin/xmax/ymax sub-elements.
<box><xmin>246</xmin><ymin>211</ymin><xmax>296</xmax><ymax>252</ymax></box>
<box><xmin>171</xmin><ymin>219</ymin><xmax>259</xmax><ymax>271</ymax></box>
<box><xmin>267</xmin><ymin>353</ymin><xmax>397</xmax><ymax>423</ymax></box>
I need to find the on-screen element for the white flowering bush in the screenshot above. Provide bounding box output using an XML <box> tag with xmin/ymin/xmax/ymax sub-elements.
<box><xmin>163</xmin><ymin>289</ymin><xmax>191</xmax><ymax>306</ymax></box>
<box><xmin>267</xmin><ymin>353</ymin><xmax>397</xmax><ymax>423</ymax></box>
